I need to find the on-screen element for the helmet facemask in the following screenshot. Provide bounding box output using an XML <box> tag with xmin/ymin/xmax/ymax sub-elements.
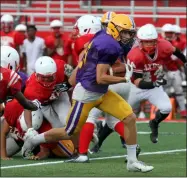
<box><xmin>52</xmin><ymin>27</ymin><xmax>62</xmax><ymax>38</ymax></box>
<box><xmin>119</xmin><ymin>29</ymin><xmax>136</xmax><ymax>45</ymax></box>
<box><xmin>140</xmin><ymin>39</ymin><xmax>157</xmax><ymax>55</ymax></box>
<box><xmin>1</xmin><ymin>21</ymin><xmax>13</xmax><ymax>33</ymax></box>
<box><xmin>36</xmin><ymin>73</ymin><xmax>56</xmax><ymax>88</ymax></box>
<box><xmin>164</xmin><ymin>31</ymin><xmax>175</xmax><ymax>41</ymax></box>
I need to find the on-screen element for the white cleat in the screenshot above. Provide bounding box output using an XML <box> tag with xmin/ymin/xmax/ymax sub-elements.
<box><xmin>21</xmin><ymin>137</ymin><xmax>35</xmax><ymax>159</ymax></box>
<box><xmin>127</xmin><ymin>160</ymin><xmax>154</xmax><ymax>173</ymax></box>
<box><xmin>66</xmin><ymin>154</ymin><xmax>89</xmax><ymax>163</ymax></box>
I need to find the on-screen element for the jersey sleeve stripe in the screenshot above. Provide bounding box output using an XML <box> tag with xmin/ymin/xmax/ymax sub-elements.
<box><xmin>8</xmin><ymin>71</ymin><xmax>20</xmax><ymax>88</ymax></box>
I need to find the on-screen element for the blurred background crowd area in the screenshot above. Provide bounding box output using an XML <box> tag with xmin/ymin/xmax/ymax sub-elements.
<box><xmin>1</xmin><ymin>0</ymin><xmax>186</xmax><ymax>37</ymax></box>
<box><xmin>1</xmin><ymin>0</ymin><xmax>186</xmax><ymax>119</ymax></box>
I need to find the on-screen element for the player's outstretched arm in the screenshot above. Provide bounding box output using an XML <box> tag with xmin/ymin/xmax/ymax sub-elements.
<box><xmin>14</xmin><ymin>92</ymin><xmax>39</xmax><ymax>111</ymax></box>
<box><xmin>1</xmin><ymin>119</ymin><xmax>12</xmax><ymax>160</ymax></box>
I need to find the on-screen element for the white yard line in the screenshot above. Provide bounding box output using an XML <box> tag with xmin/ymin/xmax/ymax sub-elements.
<box><xmin>1</xmin><ymin>149</ymin><xmax>186</xmax><ymax>170</ymax></box>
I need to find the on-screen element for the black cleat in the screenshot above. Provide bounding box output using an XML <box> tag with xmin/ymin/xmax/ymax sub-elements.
<box><xmin>89</xmin><ymin>143</ymin><xmax>101</xmax><ymax>154</ymax></box>
<box><xmin>120</xmin><ymin>136</ymin><xmax>126</xmax><ymax>148</ymax></box>
<box><xmin>149</xmin><ymin>120</ymin><xmax>159</xmax><ymax>143</ymax></box>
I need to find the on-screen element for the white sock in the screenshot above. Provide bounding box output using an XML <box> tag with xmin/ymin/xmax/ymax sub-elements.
<box><xmin>126</xmin><ymin>144</ymin><xmax>137</xmax><ymax>162</ymax></box>
<box><xmin>32</xmin><ymin>133</ymin><xmax>46</xmax><ymax>146</ymax></box>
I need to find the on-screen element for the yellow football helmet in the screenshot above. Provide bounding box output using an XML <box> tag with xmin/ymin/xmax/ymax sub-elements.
<box><xmin>107</xmin><ymin>14</ymin><xmax>136</xmax><ymax>41</ymax></box>
<box><xmin>101</xmin><ymin>11</ymin><xmax>116</xmax><ymax>24</ymax></box>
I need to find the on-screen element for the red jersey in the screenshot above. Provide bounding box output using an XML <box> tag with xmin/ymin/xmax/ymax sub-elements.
<box><xmin>13</xmin><ymin>31</ymin><xmax>26</xmax><ymax>46</ymax></box>
<box><xmin>24</xmin><ymin>59</ymin><xmax>66</xmax><ymax>104</ymax></box>
<box><xmin>0</xmin><ymin>31</ymin><xmax>17</xmax><ymax>48</ymax></box>
<box><xmin>45</xmin><ymin>34</ymin><xmax>72</xmax><ymax>62</ymax></box>
<box><xmin>3</xmin><ymin>99</ymin><xmax>25</xmax><ymax>140</ymax></box>
<box><xmin>128</xmin><ymin>39</ymin><xmax>174</xmax><ymax>82</ymax></box>
<box><xmin>172</xmin><ymin>37</ymin><xmax>186</xmax><ymax>51</ymax></box>
<box><xmin>0</xmin><ymin>67</ymin><xmax>22</xmax><ymax>102</ymax></box>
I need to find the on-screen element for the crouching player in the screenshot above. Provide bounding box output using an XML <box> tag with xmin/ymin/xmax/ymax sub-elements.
<box><xmin>1</xmin><ymin>99</ymin><xmax>43</xmax><ymax>160</ymax></box>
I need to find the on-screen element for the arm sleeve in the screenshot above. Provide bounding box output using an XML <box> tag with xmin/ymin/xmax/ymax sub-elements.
<box><xmin>173</xmin><ymin>47</ymin><xmax>187</xmax><ymax>63</ymax></box>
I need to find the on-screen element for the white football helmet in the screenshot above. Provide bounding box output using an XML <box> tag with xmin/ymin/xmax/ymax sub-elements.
<box><xmin>1</xmin><ymin>14</ymin><xmax>14</xmax><ymax>33</ymax></box>
<box><xmin>1</xmin><ymin>46</ymin><xmax>20</xmax><ymax>71</ymax></box>
<box><xmin>172</xmin><ymin>24</ymin><xmax>181</xmax><ymax>34</ymax></box>
<box><xmin>161</xmin><ymin>23</ymin><xmax>175</xmax><ymax>41</ymax></box>
<box><xmin>15</xmin><ymin>24</ymin><xmax>27</xmax><ymax>31</ymax></box>
<box><xmin>35</xmin><ymin>56</ymin><xmax>57</xmax><ymax>87</ymax></box>
<box><xmin>50</xmin><ymin>20</ymin><xmax>63</xmax><ymax>28</ymax></box>
<box><xmin>137</xmin><ymin>24</ymin><xmax>158</xmax><ymax>40</ymax></box>
<box><xmin>19</xmin><ymin>110</ymin><xmax>43</xmax><ymax>131</ymax></box>
<box><xmin>1</xmin><ymin>14</ymin><xmax>14</xmax><ymax>23</ymax></box>
<box><xmin>74</xmin><ymin>15</ymin><xmax>101</xmax><ymax>36</ymax></box>
<box><xmin>137</xmin><ymin>24</ymin><xmax>158</xmax><ymax>54</ymax></box>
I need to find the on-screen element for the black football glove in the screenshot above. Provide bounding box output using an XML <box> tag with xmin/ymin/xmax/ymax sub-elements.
<box><xmin>153</xmin><ymin>78</ymin><xmax>167</xmax><ymax>87</ymax></box>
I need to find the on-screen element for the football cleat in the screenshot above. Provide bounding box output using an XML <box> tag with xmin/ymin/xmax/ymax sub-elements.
<box><xmin>149</xmin><ymin>120</ymin><xmax>159</xmax><ymax>143</ymax></box>
<box><xmin>21</xmin><ymin>136</ymin><xmax>35</xmax><ymax>159</ymax></box>
<box><xmin>89</xmin><ymin>143</ymin><xmax>101</xmax><ymax>154</ymax></box>
<box><xmin>65</xmin><ymin>154</ymin><xmax>89</xmax><ymax>163</ymax></box>
<box><xmin>127</xmin><ymin>160</ymin><xmax>154</xmax><ymax>172</ymax></box>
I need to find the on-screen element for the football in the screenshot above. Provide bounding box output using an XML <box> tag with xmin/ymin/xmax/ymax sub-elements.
<box><xmin>110</xmin><ymin>60</ymin><xmax>126</xmax><ymax>77</ymax></box>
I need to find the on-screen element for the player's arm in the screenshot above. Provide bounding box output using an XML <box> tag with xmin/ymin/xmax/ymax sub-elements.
<box><xmin>133</xmin><ymin>72</ymin><xmax>166</xmax><ymax>89</ymax></box>
<box><xmin>23</xmin><ymin>110</ymin><xmax>32</xmax><ymax>129</ymax></box>
<box><xmin>172</xmin><ymin>47</ymin><xmax>187</xmax><ymax>65</ymax></box>
<box><xmin>14</xmin><ymin>92</ymin><xmax>39</xmax><ymax>111</ymax></box>
<box><xmin>68</xmin><ymin>65</ymin><xmax>78</xmax><ymax>86</ymax></box>
<box><xmin>96</xmin><ymin>64</ymin><xmax>127</xmax><ymax>84</ymax></box>
<box><xmin>1</xmin><ymin>119</ymin><xmax>11</xmax><ymax>160</ymax></box>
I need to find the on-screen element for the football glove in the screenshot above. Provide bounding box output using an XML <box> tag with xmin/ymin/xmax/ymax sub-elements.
<box><xmin>54</xmin><ymin>82</ymin><xmax>72</xmax><ymax>92</ymax></box>
<box><xmin>153</xmin><ymin>78</ymin><xmax>167</xmax><ymax>87</ymax></box>
<box><xmin>31</xmin><ymin>99</ymin><xmax>41</xmax><ymax>109</ymax></box>
<box><xmin>64</xmin><ymin>64</ymin><xmax>74</xmax><ymax>78</ymax></box>
<box><xmin>125</xmin><ymin>60</ymin><xmax>134</xmax><ymax>82</ymax></box>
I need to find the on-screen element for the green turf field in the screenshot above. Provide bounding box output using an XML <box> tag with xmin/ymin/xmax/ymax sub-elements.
<box><xmin>1</xmin><ymin>122</ymin><xmax>186</xmax><ymax>177</ymax></box>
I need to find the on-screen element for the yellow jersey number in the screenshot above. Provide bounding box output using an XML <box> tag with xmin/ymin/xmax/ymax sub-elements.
<box><xmin>78</xmin><ymin>41</ymin><xmax>93</xmax><ymax>69</ymax></box>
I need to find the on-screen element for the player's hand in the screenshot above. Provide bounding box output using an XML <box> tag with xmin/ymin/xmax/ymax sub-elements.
<box><xmin>153</xmin><ymin>78</ymin><xmax>167</xmax><ymax>87</ymax></box>
<box><xmin>32</xmin><ymin>99</ymin><xmax>41</xmax><ymax>109</ymax></box>
<box><xmin>54</xmin><ymin>82</ymin><xmax>72</xmax><ymax>92</ymax></box>
<box><xmin>1</xmin><ymin>156</ymin><xmax>13</xmax><ymax>160</ymax></box>
<box><xmin>64</xmin><ymin>64</ymin><xmax>74</xmax><ymax>78</ymax></box>
<box><xmin>125</xmin><ymin>60</ymin><xmax>133</xmax><ymax>82</ymax></box>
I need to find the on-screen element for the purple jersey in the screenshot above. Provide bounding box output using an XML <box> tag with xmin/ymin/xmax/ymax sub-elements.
<box><xmin>76</xmin><ymin>30</ymin><xmax>122</xmax><ymax>93</ymax></box>
<box><xmin>18</xmin><ymin>71</ymin><xmax>28</xmax><ymax>91</ymax></box>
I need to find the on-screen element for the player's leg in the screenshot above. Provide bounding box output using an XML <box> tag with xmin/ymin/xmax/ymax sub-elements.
<box><xmin>77</xmin><ymin>108</ymin><xmax>102</xmax><ymax>162</ymax></box>
<box><xmin>98</xmin><ymin>90</ymin><xmax>154</xmax><ymax>172</ymax></box>
<box><xmin>93</xmin><ymin>83</ymin><xmax>131</xmax><ymax>152</ymax></box>
<box><xmin>41</xmin><ymin>105</ymin><xmax>64</xmax><ymax>128</ymax></box>
<box><xmin>6</xmin><ymin>134</ymin><xmax>22</xmax><ymax>157</ymax></box>
<box><xmin>52</xmin><ymin>92</ymin><xmax>72</xmax><ymax>126</ymax></box>
<box><xmin>147</xmin><ymin>87</ymin><xmax>172</xmax><ymax>143</ymax></box>
<box><xmin>22</xmin><ymin>99</ymin><xmax>100</xmax><ymax>158</ymax></box>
